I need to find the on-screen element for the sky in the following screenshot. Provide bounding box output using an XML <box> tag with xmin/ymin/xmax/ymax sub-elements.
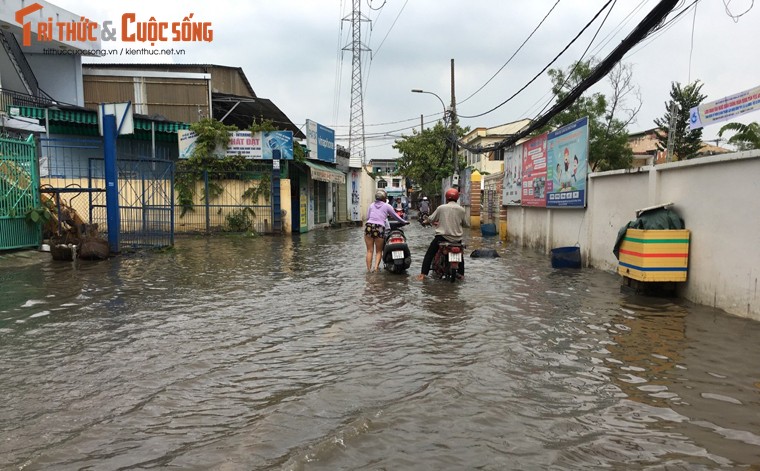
<box><xmin>50</xmin><ymin>0</ymin><xmax>760</xmax><ymax>161</ymax></box>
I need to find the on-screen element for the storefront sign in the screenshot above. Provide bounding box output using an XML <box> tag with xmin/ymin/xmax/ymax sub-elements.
<box><xmin>177</xmin><ymin>130</ymin><xmax>293</xmax><ymax>159</ymax></box>
<box><xmin>306</xmin><ymin>119</ymin><xmax>336</xmax><ymax>163</ymax></box>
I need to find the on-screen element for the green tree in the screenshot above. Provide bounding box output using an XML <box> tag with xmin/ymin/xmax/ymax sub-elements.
<box><xmin>393</xmin><ymin>121</ymin><xmax>466</xmax><ymax>199</ymax></box>
<box><xmin>545</xmin><ymin>60</ymin><xmax>640</xmax><ymax>172</ymax></box>
<box><xmin>718</xmin><ymin>121</ymin><xmax>760</xmax><ymax>151</ymax></box>
<box><xmin>654</xmin><ymin>81</ymin><xmax>707</xmax><ymax>160</ymax></box>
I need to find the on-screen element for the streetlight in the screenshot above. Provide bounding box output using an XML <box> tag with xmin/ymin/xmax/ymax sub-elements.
<box><xmin>412</xmin><ymin>88</ymin><xmax>458</xmax><ymax>188</ymax></box>
<box><xmin>411</xmin><ymin>89</ymin><xmax>448</xmax><ymax>125</ymax></box>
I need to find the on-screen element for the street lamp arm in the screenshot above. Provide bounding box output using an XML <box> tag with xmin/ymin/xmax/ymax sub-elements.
<box><xmin>411</xmin><ymin>89</ymin><xmax>447</xmax><ymax>122</ymax></box>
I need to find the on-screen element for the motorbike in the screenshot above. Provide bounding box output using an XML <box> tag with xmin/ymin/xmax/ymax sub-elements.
<box><xmin>382</xmin><ymin>220</ymin><xmax>411</xmax><ymax>274</ymax></box>
<box><xmin>395</xmin><ymin>207</ymin><xmax>405</xmax><ymax>219</ymax></box>
<box><xmin>418</xmin><ymin>211</ymin><xmax>431</xmax><ymax>227</ymax></box>
<box><xmin>431</xmin><ymin>241</ymin><xmax>465</xmax><ymax>282</ymax></box>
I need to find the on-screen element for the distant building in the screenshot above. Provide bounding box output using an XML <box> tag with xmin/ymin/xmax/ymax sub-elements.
<box><xmin>368</xmin><ymin>158</ymin><xmax>407</xmax><ymax>201</ymax></box>
<box><xmin>628</xmin><ymin>127</ymin><xmax>730</xmax><ymax>167</ymax></box>
<box><xmin>460</xmin><ymin>119</ymin><xmax>531</xmax><ymax>174</ymax></box>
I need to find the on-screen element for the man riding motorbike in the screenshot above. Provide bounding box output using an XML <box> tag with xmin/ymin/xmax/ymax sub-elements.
<box><xmin>416</xmin><ymin>188</ymin><xmax>469</xmax><ymax>280</ymax></box>
<box><xmin>418</xmin><ymin>196</ymin><xmax>431</xmax><ymax>226</ymax></box>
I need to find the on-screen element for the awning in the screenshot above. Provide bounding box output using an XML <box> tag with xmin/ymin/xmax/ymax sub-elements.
<box><xmin>10</xmin><ymin>105</ymin><xmax>190</xmax><ymax>133</ymax></box>
<box><xmin>304</xmin><ymin>160</ymin><xmax>345</xmax><ymax>184</ymax></box>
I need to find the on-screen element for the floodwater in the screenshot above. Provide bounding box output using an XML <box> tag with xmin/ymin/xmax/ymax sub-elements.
<box><xmin>1</xmin><ymin>222</ymin><xmax>759</xmax><ymax>470</ymax></box>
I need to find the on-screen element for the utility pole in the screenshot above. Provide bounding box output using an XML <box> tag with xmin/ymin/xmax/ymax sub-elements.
<box><xmin>450</xmin><ymin>58</ymin><xmax>459</xmax><ymax>187</ymax></box>
<box><xmin>666</xmin><ymin>101</ymin><xmax>679</xmax><ymax>162</ymax></box>
<box><xmin>420</xmin><ymin>114</ymin><xmax>424</xmax><ymax>132</ymax></box>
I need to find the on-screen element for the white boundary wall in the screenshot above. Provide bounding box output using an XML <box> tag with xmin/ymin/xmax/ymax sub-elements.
<box><xmin>506</xmin><ymin>150</ymin><xmax>760</xmax><ymax>321</ymax></box>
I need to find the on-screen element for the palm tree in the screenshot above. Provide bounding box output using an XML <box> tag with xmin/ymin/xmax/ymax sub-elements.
<box><xmin>718</xmin><ymin>121</ymin><xmax>760</xmax><ymax>151</ymax></box>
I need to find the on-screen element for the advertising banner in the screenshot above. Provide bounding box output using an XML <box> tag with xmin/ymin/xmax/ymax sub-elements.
<box><xmin>306</xmin><ymin>119</ymin><xmax>336</xmax><ymax>163</ymax></box>
<box><xmin>177</xmin><ymin>130</ymin><xmax>293</xmax><ymax>159</ymax></box>
<box><xmin>227</xmin><ymin>131</ymin><xmax>262</xmax><ymax>158</ymax></box>
<box><xmin>689</xmin><ymin>84</ymin><xmax>760</xmax><ymax>130</ymax></box>
<box><xmin>349</xmin><ymin>170</ymin><xmax>361</xmax><ymax>221</ymax></box>
<box><xmin>262</xmin><ymin>131</ymin><xmax>294</xmax><ymax>160</ymax></box>
<box><xmin>177</xmin><ymin>129</ymin><xmax>196</xmax><ymax>159</ymax></box>
<box><xmin>521</xmin><ymin>134</ymin><xmax>548</xmax><ymax>207</ymax></box>
<box><xmin>546</xmin><ymin>116</ymin><xmax>588</xmax><ymax>208</ymax></box>
<box><xmin>502</xmin><ymin>144</ymin><xmax>523</xmax><ymax>206</ymax></box>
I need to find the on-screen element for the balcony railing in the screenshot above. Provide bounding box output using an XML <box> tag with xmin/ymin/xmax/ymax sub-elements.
<box><xmin>0</xmin><ymin>89</ymin><xmax>55</xmax><ymax>115</ymax></box>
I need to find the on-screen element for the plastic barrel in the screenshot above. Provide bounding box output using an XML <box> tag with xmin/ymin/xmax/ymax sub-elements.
<box><xmin>481</xmin><ymin>223</ymin><xmax>497</xmax><ymax>237</ymax></box>
<box><xmin>551</xmin><ymin>246</ymin><xmax>581</xmax><ymax>268</ymax></box>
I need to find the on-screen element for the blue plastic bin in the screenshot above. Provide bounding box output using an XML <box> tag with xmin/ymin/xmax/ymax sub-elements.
<box><xmin>551</xmin><ymin>246</ymin><xmax>581</xmax><ymax>268</ymax></box>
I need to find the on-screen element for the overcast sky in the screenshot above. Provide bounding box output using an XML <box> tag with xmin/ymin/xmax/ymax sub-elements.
<box><xmin>52</xmin><ymin>0</ymin><xmax>759</xmax><ymax>160</ymax></box>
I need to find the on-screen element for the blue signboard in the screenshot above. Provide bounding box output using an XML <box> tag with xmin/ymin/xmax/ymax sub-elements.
<box><xmin>263</xmin><ymin>131</ymin><xmax>294</xmax><ymax>160</ymax></box>
<box><xmin>306</xmin><ymin>119</ymin><xmax>336</xmax><ymax>163</ymax></box>
<box><xmin>316</xmin><ymin>123</ymin><xmax>335</xmax><ymax>163</ymax></box>
<box><xmin>546</xmin><ymin>116</ymin><xmax>589</xmax><ymax>208</ymax></box>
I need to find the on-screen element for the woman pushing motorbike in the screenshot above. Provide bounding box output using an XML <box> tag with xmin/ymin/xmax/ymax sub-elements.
<box><xmin>364</xmin><ymin>189</ymin><xmax>407</xmax><ymax>272</ymax></box>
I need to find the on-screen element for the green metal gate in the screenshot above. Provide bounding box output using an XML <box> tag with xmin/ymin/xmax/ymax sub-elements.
<box><xmin>0</xmin><ymin>135</ymin><xmax>40</xmax><ymax>250</ymax></box>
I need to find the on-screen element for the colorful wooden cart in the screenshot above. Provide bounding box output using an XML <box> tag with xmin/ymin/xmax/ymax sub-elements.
<box><xmin>617</xmin><ymin>228</ymin><xmax>690</xmax><ymax>293</ymax></box>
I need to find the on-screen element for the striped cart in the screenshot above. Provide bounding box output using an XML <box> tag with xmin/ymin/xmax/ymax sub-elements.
<box><xmin>617</xmin><ymin>228</ymin><xmax>690</xmax><ymax>293</ymax></box>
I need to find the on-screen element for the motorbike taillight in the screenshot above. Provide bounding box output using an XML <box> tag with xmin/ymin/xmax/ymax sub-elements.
<box><xmin>450</xmin><ymin>246</ymin><xmax>462</xmax><ymax>253</ymax></box>
<box><xmin>389</xmin><ymin>237</ymin><xmax>404</xmax><ymax>244</ymax></box>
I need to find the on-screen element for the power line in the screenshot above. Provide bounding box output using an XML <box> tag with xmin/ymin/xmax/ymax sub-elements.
<box><xmin>531</xmin><ymin>0</ymin><xmax>619</xmax><ymax>121</ymax></box>
<box><xmin>624</xmin><ymin>0</ymin><xmax>698</xmax><ymax>59</ymax></box>
<box><xmin>458</xmin><ymin>0</ymin><xmax>617</xmax><ymax>119</ymax></box>
<box><xmin>723</xmin><ymin>0</ymin><xmax>754</xmax><ymax>21</ymax></box>
<box><xmin>459</xmin><ymin>0</ymin><xmax>681</xmax><ymax>153</ymax></box>
<box><xmin>458</xmin><ymin>0</ymin><xmax>562</xmax><ymax>106</ymax></box>
<box><xmin>371</xmin><ymin>0</ymin><xmax>409</xmax><ymax>58</ymax></box>
<box><xmin>687</xmin><ymin>0</ymin><xmax>697</xmax><ymax>83</ymax></box>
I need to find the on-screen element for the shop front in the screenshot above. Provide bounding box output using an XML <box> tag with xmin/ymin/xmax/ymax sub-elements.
<box><xmin>298</xmin><ymin>160</ymin><xmax>345</xmax><ymax>232</ymax></box>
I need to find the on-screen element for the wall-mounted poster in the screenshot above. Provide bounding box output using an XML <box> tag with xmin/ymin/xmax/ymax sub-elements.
<box><xmin>521</xmin><ymin>134</ymin><xmax>547</xmax><ymax>207</ymax></box>
<box><xmin>546</xmin><ymin>116</ymin><xmax>589</xmax><ymax>208</ymax></box>
<box><xmin>177</xmin><ymin>130</ymin><xmax>293</xmax><ymax>160</ymax></box>
<box><xmin>502</xmin><ymin>144</ymin><xmax>523</xmax><ymax>206</ymax></box>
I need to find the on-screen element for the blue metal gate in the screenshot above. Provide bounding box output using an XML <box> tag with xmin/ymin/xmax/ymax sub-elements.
<box><xmin>39</xmin><ymin>137</ymin><xmax>174</xmax><ymax>251</ymax></box>
<box><xmin>0</xmin><ymin>135</ymin><xmax>40</xmax><ymax>250</ymax></box>
<box><xmin>88</xmin><ymin>157</ymin><xmax>174</xmax><ymax>249</ymax></box>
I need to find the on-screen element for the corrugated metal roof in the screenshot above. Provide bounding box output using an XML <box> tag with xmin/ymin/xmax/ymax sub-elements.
<box><xmin>213</xmin><ymin>93</ymin><xmax>305</xmax><ymax>139</ymax></box>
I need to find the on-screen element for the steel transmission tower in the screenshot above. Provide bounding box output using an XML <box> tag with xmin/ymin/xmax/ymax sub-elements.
<box><xmin>343</xmin><ymin>0</ymin><xmax>371</xmax><ymax>168</ymax></box>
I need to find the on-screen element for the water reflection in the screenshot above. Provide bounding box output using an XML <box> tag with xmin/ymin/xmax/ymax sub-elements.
<box><xmin>1</xmin><ymin>227</ymin><xmax>759</xmax><ymax>469</ymax></box>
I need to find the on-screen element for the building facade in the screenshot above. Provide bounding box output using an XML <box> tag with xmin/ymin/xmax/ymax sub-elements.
<box><xmin>368</xmin><ymin>158</ymin><xmax>407</xmax><ymax>203</ymax></box>
<box><xmin>460</xmin><ymin>119</ymin><xmax>531</xmax><ymax>174</ymax></box>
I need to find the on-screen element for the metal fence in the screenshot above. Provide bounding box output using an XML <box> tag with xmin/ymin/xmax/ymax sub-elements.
<box><xmin>40</xmin><ymin>136</ymin><xmax>175</xmax><ymax>250</ymax></box>
<box><xmin>0</xmin><ymin>135</ymin><xmax>40</xmax><ymax>250</ymax></box>
<box><xmin>174</xmin><ymin>164</ymin><xmax>273</xmax><ymax>234</ymax></box>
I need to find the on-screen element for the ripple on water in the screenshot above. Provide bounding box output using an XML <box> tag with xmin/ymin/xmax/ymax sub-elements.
<box><xmin>1</xmin><ymin>233</ymin><xmax>760</xmax><ymax>469</ymax></box>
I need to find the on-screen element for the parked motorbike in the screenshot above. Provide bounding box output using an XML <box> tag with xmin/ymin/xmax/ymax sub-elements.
<box><xmin>382</xmin><ymin>220</ymin><xmax>411</xmax><ymax>274</ymax></box>
<box><xmin>431</xmin><ymin>241</ymin><xmax>465</xmax><ymax>282</ymax></box>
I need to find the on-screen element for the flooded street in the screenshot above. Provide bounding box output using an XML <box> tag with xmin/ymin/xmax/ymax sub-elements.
<box><xmin>1</xmin><ymin>223</ymin><xmax>759</xmax><ymax>470</ymax></box>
